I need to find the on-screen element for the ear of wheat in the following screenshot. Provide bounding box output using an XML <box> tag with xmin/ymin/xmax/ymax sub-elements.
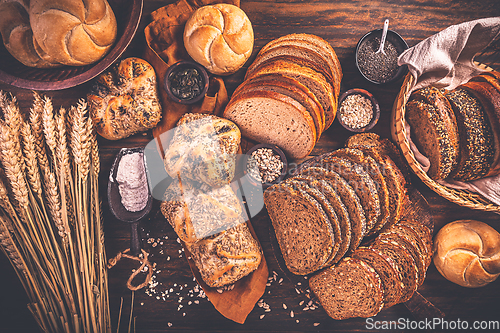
<box><xmin>0</xmin><ymin>91</ymin><xmax>110</xmax><ymax>333</ymax></box>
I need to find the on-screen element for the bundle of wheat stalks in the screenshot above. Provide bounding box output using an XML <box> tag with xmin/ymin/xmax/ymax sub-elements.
<box><xmin>0</xmin><ymin>91</ymin><xmax>110</xmax><ymax>333</ymax></box>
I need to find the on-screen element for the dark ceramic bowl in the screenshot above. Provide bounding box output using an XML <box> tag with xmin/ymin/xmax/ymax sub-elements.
<box><xmin>337</xmin><ymin>88</ymin><xmax>380</xmax><ymax>133</ymax></box>
<box><xmin>0</xmin><ymin>0</ymin><xmax>143</xmax><ymax>90</ymax></box>
<box><xmin>164</xmin><ymin>60</ymin><xmax>209</xmax><ymax>104</ymax></box>
<box><xmin>244</xmin><ymin>143</ymin><xmax>288</xmax><ymax>189</ymax></box>
<box><xmin>355</xmin><ymin>28</ymin><xmax>409</xmax><ymax>84</ymax></box>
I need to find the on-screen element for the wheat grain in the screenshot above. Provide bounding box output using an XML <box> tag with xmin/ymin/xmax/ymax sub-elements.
<box><xmin>0</xmin><ymin>121</ymin><xmax>29</xmax><ymax>207</ymax></box>
<box><xmin>21</xmin><ymin>123</ymin><xmax>43</xmax><ymax>198</ymax></box>
<box><xmin>0</xmin><ymin>91</ymin><xmax>22</xmax><ymax>136</ymax></box>
<box><xmin>0</xmin><ymin>215</ymin><xmax>25</xmax><ymax>272</ymax></box>
<box><xmin>42</xmin><ymin>95</ymin><xmax>58</xmax><ymax>159</ymax></box>
<box><xmin>44</xmin><ymin>170</ymin><xmax>68</xmax><ymax>243</ymax></box>
<box><xmin>69</xmin><ymin>100</ymin><xmax>91</xmax><ymax>180</ymax></box>
<box><xmin>55</xmin><ymin>108</ymin><xmax>71</xmax><ymax>184</ymax></box>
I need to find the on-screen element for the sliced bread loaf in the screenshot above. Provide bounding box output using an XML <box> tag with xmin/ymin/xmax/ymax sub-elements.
<box><xmin>224</xmin><ymin>90</ymin><xmax>316</xmax><ymax>159</ymax></box>
<box><xmin>351</xmin><ymin>246</ymin><xmax>405</xmax><ymax>308</ymax></box>
<box><xmin>244</xmin><ymin>59</ymin><xmax>336</xmax><ymax>126</ymax></box>
<box><xmin>298</xmin><ymin>166</ymin><xmax>366</xmax><ymax>253</ymax></box>
<box><xmin>309</xmin><ymin>257</ymin><xmax>384</xmax><ymax>320</ymax></box>
<box><xmin>292</xmin><ymin>175</ymin><xmax>352</xmax><ymax>264</ymax></box>
<box><xmin>264</xmin><ymin>182</ymin><xmax>335</xmax><ymax>275</ymax></box>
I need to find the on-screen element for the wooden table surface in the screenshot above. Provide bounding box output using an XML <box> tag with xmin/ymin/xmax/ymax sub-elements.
<box><xmin>1</xmin><ymin>1</ymin><xmax>500</xmax><ymax>332</ymax></box>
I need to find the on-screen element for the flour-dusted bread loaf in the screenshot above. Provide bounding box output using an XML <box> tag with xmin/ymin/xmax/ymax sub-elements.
<box><xmin>163</xmin><ymin>113</ymin><xmax>241</xmax><ymax>187</ymax></box>
<box><xmin>183</xmin><ymin>4</ymin><xmax>253</xmax><ymax>75</ymax></box>
<box><xmin>0</xmin><ymin>0</ymin><xmax>117</xmax><ymax>67</ymax></box>
<box><xmin>87</xmin><ymin>58</ymin><xmax>162</xmax><ymax>140</ymax></box>
<box><xmin>160</xmin><ymin>180</ymin><xmax>243</xmax><ymax>244</ymax></box>
<box><xmin>186</xmin><ymin>221</ymin><xmax>262</xmax><ymax>288</ymax></box>
<box><xmin>309</xmin><ymin>257</ymin><xmax>384</xmax><ymax>320</ymax></box>
<box><xmin>433</xmin><ymin>220</ymin><xmax>500</xmax><ymax>288</ymax></box>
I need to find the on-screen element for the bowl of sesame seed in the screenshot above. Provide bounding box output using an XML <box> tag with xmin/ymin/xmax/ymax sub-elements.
<box><xmin>244</xmin><ymin>143</ymin><xmax>288</xmax><ymax>189</ymax></box>
<box><xmin>337</xmin><ymin>88</ymin><xmax>380</xmax><ymax>132</ymax></box>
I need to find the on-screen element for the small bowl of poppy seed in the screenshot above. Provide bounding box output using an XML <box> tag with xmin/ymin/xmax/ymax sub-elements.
<box><xmin>355</xmin><ymin>28</ymin><xmax>409</xmax><ymax>84</ymax></box>
<box><xmin>244</xmin><ymin>143</ymin><xmax>288</xmax><ymax>189</ymax></box>
<box><xmin>337</xmin><ymin>88</ymin><xmax>380</xmax><ymax>133</ymax></box>
<box><xmin>164</xmin><ymin>60</ymin><xmax>209</xmax><ymax>104</ymax></box>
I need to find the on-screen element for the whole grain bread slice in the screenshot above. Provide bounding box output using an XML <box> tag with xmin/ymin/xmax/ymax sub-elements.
<box><xmin>461</xmin><ymin>81</ymin><xmax>500</xmax><ymax>177</ymax></box>
<box><xmin>292</xmin><ymin>175</ymin><xmax>351</xmax><ymax>264</ymax></box>
<box><xmin>298</xmin><ymin>166</ymin><xmax>366</xmax><ymax>253</ymax></box>
<box><xmin>345</xmin><ymin>133</ymin><xmax>407</xmax><ymax>227</ymax></box>
<box><xmin>284</xmin><ymin>178</ymin><xmax>341</xmax><ymax>267</ymax></box>
<box><xmin>231</xmin><ymin>74</ymin><xmax>325</xmax><ymax>137</ymax></box>
<box><xmin>328</xmin><ymin>148</ymin><xmax>390</xmax><ymax>236</ymax></box>
<box><xmin>318</xmin><ymin>155</ymin><xmax>380</xmax><ymax>235</ymax></box>
<box><xmin>264</xmin><ymin>182</ymin><xmax>334</xmax><ymax>275</ymax></box>
<box><xmin>309</xmin><ymin>257</ymin><xmax>384</xmax><ymax>320</ymax></box>
<box><xmin>244</xmin><ymin>59</ymin><xmax>336</xmax><ymax>126</ymax></box>
<box><xmin>399</xmin><ymin>218</ymin><xmax>433</xmax><ymax>267</ymax></box>
<box><xmin>224</xmin><ymin>90</ymin><xmax>316</xmax><ymax>159</ymax></box>
<box><xmin>408</xmin><ymin>87</ymin><xmax>460</xmax><ymax>179</ymax></box>
<box><xmin>369</xmin><ymin>238</ymin><xmax>418</xmax><ymax>303</ymax></box>
<box><xmin>389</xmin><ymin>223</ymin><xmax>431</xmax><ymax>272</ymax></box>
<box><xmin>445</xmin><ymin>88</ymin><xmax>494</xmax><ymax>181</ymax></box>
<box><xmin>351</xmin><ymin>246</ymin><xmax>405</xmax><ymax>308</ymax></box>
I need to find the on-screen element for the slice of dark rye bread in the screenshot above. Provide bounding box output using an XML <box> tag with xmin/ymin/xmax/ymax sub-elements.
<box><xmin>231</xmin><ymin>75</ymin><xmax>325</xmax><ymax>137</ymax></box>
<box><xmin>444</xmin><ymin>88</ymin><xmax>494</xmax><ymax>181</ymax></box>
<box><xmin>407</xmin><ymin>87</ymin><xmax>460</xmax><ymax>180</ymax></box>
<box><xmin>291</xmin><ymin>175</ymin><xmax>352</xmax><ymax>264</ymax></box>
<box><xmin>283</xmin><ymin>178</ymin><xmax>341</xmax><ymax>267</ymax></box>
<box><xmin>244</xmin><ymin>59</ymin><xmax>336</xmax><ymax>126</ymax></box>
<box><xmin>264</xmin><ymin>182</ymin><xmax>334</xmax><ymax>275</ymax></box>
<box><xmin>376</xmin><ymin>231</ymin><xmax>425</xmax><ymax>288</ymax></box>
<box><xmin>327</xmin><ymin>148</ymin><xmax>390</xmax><ymax>236</ymax></box>
<box><xmin>398</xmin><ymin>218</ymin><xmax>433</xmax><ymax>267</ymax></box>
<box><xmin>461</xmin><ymin>81</ymin><xmax>500</xmax><ymax>177</ymax></box>
<box><xmin>309</xmin><ymin>257</ymin><xmax>384</xmax><ymax>320</ymax></box>
<box><xmin>223</xmin><ymin>90</ymin><xmax>317</xmax><ymax>159</ymax></box>
<box><xmin>298</xmin><ymin>166</ymin><xmax>366</xmax><ymax>254</ymax></box>
<box><xmin>388</xmin><ymin>223</ymin><xmax>431</xmax><ymax>271</ymax></box>
<box><xmin>351</xmin><ymin>246</ymin><xmax>405</xmax><ymax>308</ymax></box>
<box><xmin>345</xmin><ymin>133</ymin><xmax>407</xmax><ymax>227</ymax></box>
<box><xmin>369</xmin><ymin>237</ymin><xmax>418</xmax><ymax>303</ymax></box>
<box><xmin>319</xmin><ymin>155</ymin><xmax>381</xmax><ymax>235</ymax></box>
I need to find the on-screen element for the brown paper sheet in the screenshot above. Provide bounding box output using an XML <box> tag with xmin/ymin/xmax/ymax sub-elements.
<box><xmin>143</xmin><ymin>0</ymin><xmax>269</xmax><ymax>324</ymax></box>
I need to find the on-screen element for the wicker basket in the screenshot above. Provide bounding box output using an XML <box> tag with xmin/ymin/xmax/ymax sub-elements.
<box><xmin>391</xmin><ymin>72</ymin><xmax>500</xmax><ymax>213</ymax></box>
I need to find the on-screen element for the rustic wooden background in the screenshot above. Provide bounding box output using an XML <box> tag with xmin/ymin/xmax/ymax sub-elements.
<box><xmin>1</xmin><ymin>0</ymin><xmax>500</xmax><ymax>332</ymax></box>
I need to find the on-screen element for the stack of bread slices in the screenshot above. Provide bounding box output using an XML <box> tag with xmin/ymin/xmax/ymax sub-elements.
<box><xmin>223</xmin><ymin>33</ymin><xmax>342</xmax><ymax>159</ymax></box>
<box><xmin>406</xmin><ymin>70</ymin><xmax>500</xmax><ymax>181</ymax></box>
<box><xmin>264</xmin><ymin>133</ymin><xmax>433</xmax><ymax>320</ymax></box>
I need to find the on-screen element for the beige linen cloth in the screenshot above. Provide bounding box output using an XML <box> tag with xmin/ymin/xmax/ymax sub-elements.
<box><xmin>398</xmin><ymin>17</ymin><xmax>500</xmax><ymax>206</ymax></box>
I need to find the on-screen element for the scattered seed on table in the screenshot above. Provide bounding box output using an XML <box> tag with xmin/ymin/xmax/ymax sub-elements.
<box><xmin>290</xmin><ymin>310</ymin><xmax>294</xmax><ymax>318</ymax></box>
<box><xmin>260</xmin><ymin>314</ymin><xmax>265</xmax><ymax>320</ymax></box>
<box><xmin>314</xmin><ymin>323</ymin><xmax>320</xmax><ymax>327</ymax></box>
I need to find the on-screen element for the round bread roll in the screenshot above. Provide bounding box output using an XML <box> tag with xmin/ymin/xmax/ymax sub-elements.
<box><xmin>183</xmin><ymin>4</ymin><xmax>253</xmax><ymax>75</ymax></box>
<box><xmin>0</xmin><ymin>0</ymin><xmax>117</xmax><ymax>68</ymax></box>
<box><xmin>433</xmin><ymin>220</ymin><xmax>500</xmax><ymax>288</ymax></box>
<box><xmin>87</xmin><ymin>57</ymin><xmax>162</xmax><ymax>140</ymax></box>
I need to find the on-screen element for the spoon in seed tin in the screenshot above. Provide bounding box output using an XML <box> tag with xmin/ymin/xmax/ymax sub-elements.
<box><xmin>375</xmin><ymin>19</ymin><xmax>390</xmax><ymax>55</ymax></box>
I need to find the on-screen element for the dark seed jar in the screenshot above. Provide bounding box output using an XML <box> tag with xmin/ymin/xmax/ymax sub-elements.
<box><xmin>168</xmin><ymin>67</ymin><xmax>205</xmax><ymax>101</ymax></box>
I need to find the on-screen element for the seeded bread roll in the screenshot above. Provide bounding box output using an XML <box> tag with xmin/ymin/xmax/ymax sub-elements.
<box><xmin>163</xmin><ymin>113</ymin><xmax>241</xmax><ymax>187</ymax></box>
<box><xmin>87</xmin><ymin>57</ymin><xmax>162</xmax><ymax>140</ymax></box>
<box><xmin>433</xmin><ymin>220</ymin><xmax>500</xmax><ymax>288</ymax></box>
<box><xmin>183</xmin><ymin>4</ymin><xmax>253</xmax><ymax>75</ymax></box>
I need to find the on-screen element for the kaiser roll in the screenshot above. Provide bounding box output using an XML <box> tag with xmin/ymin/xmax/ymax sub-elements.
<box><xmin>0</xmin><ymin>0</ymin><xmax>117</xmax><ymax>68</ymax></box>
<box><xmin>183</xmin><ymin>4</ymin><xmax>253</xmax><ymax>75</ymax></box>
<box><xmin>433</xmin><ymin>220</ymin><xmax>500</xmax><ymax>288</ymax></box>
<box><xmin>87</xmin><ymin>57</ymin><xmax>162</xmax><ymax>140</ymax></box>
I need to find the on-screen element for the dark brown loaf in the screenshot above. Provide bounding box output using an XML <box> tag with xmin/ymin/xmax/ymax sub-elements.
<box><xmin>264</xmin><ymin>182</ymin><xmax>335</xmax><ymax>275</ymax></box>
<box><xmin>407</xmin><ymin>87</ymin><xmax>460</xmax><ymax>180</ymax></box>
<box><xmin>309</xmin><ymin>257</ymin><xmax>384</xmax><ymax>320</ymax></box>
<box><xmin>445</xmin><ymin>88</ymin><xmax>494</xmax><ymax>181</ymax></box>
